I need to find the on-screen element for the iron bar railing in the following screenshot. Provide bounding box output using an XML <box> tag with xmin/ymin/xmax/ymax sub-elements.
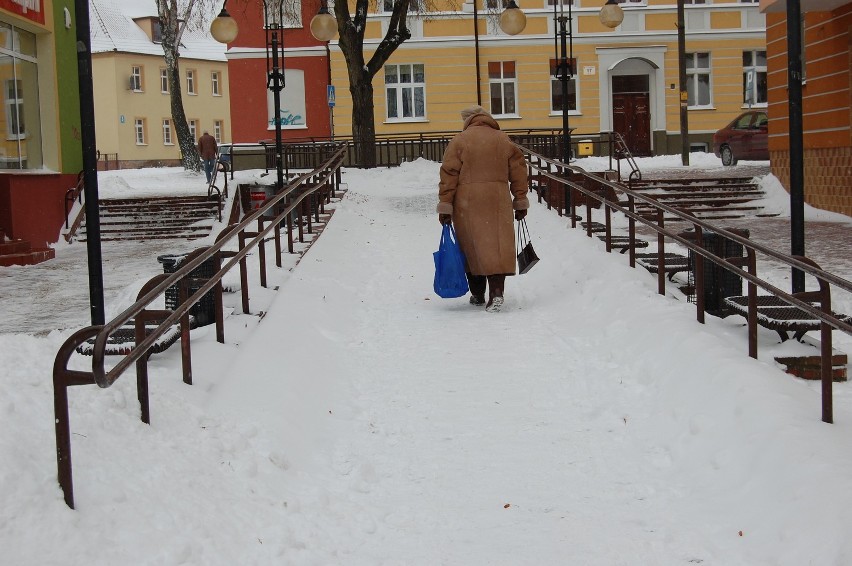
<box><xmin>52</xmin><ymin>144</ymin><xmax>347</xmax><ymax>509</ymax></box>
<box><xmin>520</xmin><ymin>145</ymin><xmax>852</xmax><ymax>425</ymax></box>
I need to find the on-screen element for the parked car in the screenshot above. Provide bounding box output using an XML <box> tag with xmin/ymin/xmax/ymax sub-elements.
<box><xmin>712</xmin><ymin>110</ymin><xmax>769</xmax><ymax>166</ymax></box>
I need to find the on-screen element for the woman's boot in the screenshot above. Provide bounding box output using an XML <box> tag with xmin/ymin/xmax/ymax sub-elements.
<box><xmin>467</xmin><ymin>273</ymin><xmax>486</xmax><ymax>305</ymax></box>
<box><xmin>485</xmin><ymin>275</ymin><xmax>505</xmax><ymax>312</ymax></box>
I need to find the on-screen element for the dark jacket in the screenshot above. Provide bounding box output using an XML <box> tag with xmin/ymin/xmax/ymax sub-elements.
<box><xmin>198</xmin><ymin>133</ymin><xmax>218</xmax><ymax>160</ymax></box>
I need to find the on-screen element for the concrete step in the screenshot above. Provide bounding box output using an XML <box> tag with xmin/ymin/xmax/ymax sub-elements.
<box><xmin>0</xmin><ymin>247</ymin><xmax>55</xmax><ymax>267</ymax></box>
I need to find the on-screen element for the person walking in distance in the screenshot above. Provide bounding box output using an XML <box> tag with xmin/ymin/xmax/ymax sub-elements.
<box><xmin>198</xmin><ymin>130</ymin><xmax>218</xmax><ymax>184</ymax></box>
<box><xmin>437</xmin><ymin>105</ymin><xmax>529</xmax><ymax>313</ymax></box>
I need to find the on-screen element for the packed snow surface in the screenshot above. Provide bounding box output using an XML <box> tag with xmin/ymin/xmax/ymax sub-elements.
<box><xmin>2</xmin><ymin>157</ymin><xmax>852</xmax><ymax>565</ymax></box>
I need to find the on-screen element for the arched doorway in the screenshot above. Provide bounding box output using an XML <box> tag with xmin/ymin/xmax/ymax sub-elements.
<box><xmin>610</xmin><ymin>58</ymin><xmax>657</xmax><ymax>157</ymax></box>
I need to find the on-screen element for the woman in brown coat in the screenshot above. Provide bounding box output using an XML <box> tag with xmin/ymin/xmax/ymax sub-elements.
<box><xmin>437</xmin><ymin>106</ymin><xmax>529</xmax><ymax>312</ymax></box>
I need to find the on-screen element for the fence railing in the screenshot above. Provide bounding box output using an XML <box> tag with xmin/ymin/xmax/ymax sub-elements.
<box><xmin>520</xmin><ymin>145</ymin><xmax>852</xmax><ymax>424</ymax></box>
<box><xmin>251</xmin><ymin>129</ymin><xmax>624</xmax><ymax>170</ymax></box>
<box><xmin>52</xmin><ymin>144</ymin><xmax>348</xmax><ymax>509</ymax></box>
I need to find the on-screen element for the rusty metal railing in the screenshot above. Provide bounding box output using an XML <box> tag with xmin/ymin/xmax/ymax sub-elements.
<box><xmin>520</xmin><ymin>145</ymin><xmax>852</xmax><ymax>425</ymax></box>
<box><xmin>52</xmin><ymin>144</ymin><xmax>347</xmax><ymax>509</ymax></box>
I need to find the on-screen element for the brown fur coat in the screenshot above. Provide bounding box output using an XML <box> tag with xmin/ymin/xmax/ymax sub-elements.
<box><xmin>437</xmin><ymin>113</ymin><xmax>529</xmax><ymax>275</ymax></box>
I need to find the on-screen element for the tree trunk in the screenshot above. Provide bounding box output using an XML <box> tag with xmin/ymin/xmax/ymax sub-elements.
<box><xmin>167</xmin><ymin>59</ymin><xmax>201</xmax><ymax>172</ymax></box>
<box><xmin>349</xmin><ymin>77</ymin><xmax>376</xmax><ymax>169</ymax></box>
<box><xmin>158</xmin><ymin>0</ymin><xmax>201</xmax><ymax>172</ymax></box>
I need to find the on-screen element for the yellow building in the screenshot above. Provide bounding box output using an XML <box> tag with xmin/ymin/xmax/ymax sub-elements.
<box><xmin>89</xmin><ymin>0</ymin><xmax>230</xmax><ymax>168</ymax></box>
<box><xmin>328</xmin><ymin>0</ymin><xmax>767</xmax><ymax>156</ymax></box>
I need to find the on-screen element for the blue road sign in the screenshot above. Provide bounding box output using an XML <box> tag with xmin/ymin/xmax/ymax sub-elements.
<box><xmin>327</xmin><ymin>85</ymin><xmax>336</xmax><ymax>107</ymax></box>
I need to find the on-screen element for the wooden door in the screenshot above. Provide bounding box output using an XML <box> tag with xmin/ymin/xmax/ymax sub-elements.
<box><xmin>611</xmin><ymin>75</ymin><xmax>652</xmax><ymax>156</ymax></box>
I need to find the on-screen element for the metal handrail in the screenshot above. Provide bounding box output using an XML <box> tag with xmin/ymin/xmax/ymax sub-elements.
<box><xmin>520</xmin><ymin>144</ymin><xmax>851</xmax><ymax>424</ymax></box>
<box><xmin>53</xmin><ymin>143</ymin><xmax>348</xmax><ymax>508</ymax></box>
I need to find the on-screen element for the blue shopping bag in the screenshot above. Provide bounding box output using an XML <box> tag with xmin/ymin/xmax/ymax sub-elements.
<box><xmin>433</xmin><ymin>224</ymin><xmax>469</xmax><ymax>298</ymax></box>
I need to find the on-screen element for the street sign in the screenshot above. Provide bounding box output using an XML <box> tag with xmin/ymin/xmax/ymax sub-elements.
<box><xmin>327</xmin><ymin>85</ymin><xmax>336</xmax><ymax>107</ymax></box>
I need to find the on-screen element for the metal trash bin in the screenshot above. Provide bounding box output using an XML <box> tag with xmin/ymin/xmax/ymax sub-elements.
<box><xmin>157</xmin><ymin>253</ymin><xmax>216</xmax><ymax>326</ymax></box>
<box><xmin>681</xmin><ymin>228</ymin><xmax>750</xmax><ymax>315</ymax></box>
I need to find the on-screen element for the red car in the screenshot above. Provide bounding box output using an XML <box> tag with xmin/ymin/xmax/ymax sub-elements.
<box><xmin>712</xmin><ymin>111</ymin><xmax>769</xmax><ymax>166</ymax></box>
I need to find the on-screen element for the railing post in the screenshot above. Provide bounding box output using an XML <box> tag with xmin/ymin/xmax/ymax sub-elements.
<box><xmin>135</xmin><ymin>314</ymin><xmax>151</xmax><ymax>425</ymax></box>
<box><xmin>746</xmin><ymin>250</ymin><xmax>757</xmax><ymax>359</ymax></box>
<box><xmin>257</xmin><ymin>218</ymin><xmax>267</xmax><ymax>289</ymax></box>
<box><xmin>54</xmin><ymin>378</ymin><xmax>74</xmax><ymax>509</ymax></box>
<box><xmin>274</xmin><ymin>221</ymin><xmax>283</xmax><ymax>268</ymax></box>
<box><xmin>213</xmin><ymin>253</ymin><xmax>225</xmax><ymax>344</ymax></box>
<box><xmin>656</xmin><ymin>210</ymin><xmax>665</xmax><ymax>296</ymax></box>
<box><xmin>178</xmin><ymin>281</ymin><xmax>192</xmax><ymax>385</ymax></box>
<box><xmin>604</xmin><ymin>204</ymin><xmax>612</xmax><ymax>253</ymax></box>
<box><xmin>238</xmin><ymin>231</ymin><xmax>250</xmax><ymax>314</ymax></box>
<box><xmin>694</xmin><ymin>225</ymin><xmax>705</xmax><ymax>324</ymax></box>
<box><xmin>628</xmin><ymin>195</ymin><xmax>636</xmax><ymax>268</ymax></box>
<box><xmin>819</xmin><ymin>281</ymin><xmax>833</xmax><ymax>424</ymax></box>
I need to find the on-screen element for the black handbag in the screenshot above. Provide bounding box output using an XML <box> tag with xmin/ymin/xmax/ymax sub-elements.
<box><xmin>516</xmin><ymin>218</ymin><xmax>540</xmax><ymax>274</ymax></box>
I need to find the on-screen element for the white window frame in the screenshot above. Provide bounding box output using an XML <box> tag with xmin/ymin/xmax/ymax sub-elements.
<box><xmin>685</xmin><ymin>52</ymin><xmax>712</xmax><ymax>108</ymax></box>
<box><xmin>488</xmin><ymin>61</ymin><xmax>519</xmax><ymax>117</ymax></box>
<box><xmin>4</xmin><ymin>79</ymin><xmax>25</xmax><ymax>140</ymax></box>
<box><xmin>742</xmin><ymin>49</ymin><xmax>767</xmax><ymax>107</ymax></box>
<box><xmin>186</xmin><ymin>69</ymin><xmax>196</xmax><ymax>95</ymax></box>
<box><xmin>162</xmin><ymin>118</ymin><xmax>173</xmax><ymax>145</ymax></box>
<box><xmin>160</xmin><ymin>68</ymin><xmax>169</xmax><ymax>93</ymax></box>
<box><xmin>211</xmin><ymin>71</ymin><xmax>221</xmax><ymax>96</ymax></box>
<box><xmin>213</xmin><ymin>120</ymin><xmax>223</xmax><ymax>143</ymax></box>
<box><xmin>188</xmin><ymin>119</ymin><xmax>198</xmax><ymax>141</ymax></box>
<box><xmin>135</xmin><ymin>118</ymin><xmax>146</xmax><ymax>145</ymax></box>
<box><xmin>384</xmin><ymin>63</ymin><xmax>427</xmax><ymax>122</ymax></box>
<box><xmin>130</xmin><ymin>66</ymin><xmax>143</xmax><ymax>91</ymax></box>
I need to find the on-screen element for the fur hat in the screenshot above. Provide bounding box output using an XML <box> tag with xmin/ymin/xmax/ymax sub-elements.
<box><xmin>460</xmin><ymin>105</ymin><xmax>490</xmax><ymax>121</ymax></box>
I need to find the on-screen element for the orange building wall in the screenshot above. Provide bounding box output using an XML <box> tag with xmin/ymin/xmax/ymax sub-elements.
<box><xmin>766</xmin><ymin>6</ymin><xmax>852</xmax><ymax>217</ymax></box>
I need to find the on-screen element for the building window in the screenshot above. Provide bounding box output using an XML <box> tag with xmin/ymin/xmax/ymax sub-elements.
<box><xmin>489</xmin><ymin>61</ymin><xmax>518</xmax><ymax>116</ymax></box>
<box><xmin>152</xmin><ymin>19</ymin><xmax>163</xmax><ymax>43</ymax></box>
<box><xmin>135</xmin><ymin>118</ymin><xmax>146</xmax><ymax>145</ymax></box>
<box><xmin>685</xmin><ymin>52</ymin><xmax>711</xmax><ymax>107</ymax></box>
<box><xmin>382</xmin><ymin>0</ymin><xmax>420</xmax><ymax>10</ymax></box>
<box><xmin>616</xmin><ymin>0</ymin><xmax>646</xmax><ymax>5</ymax></box>
<box><xmin>130</xmin><ymin>65</ymin><xmax>143</xmax><ymax>91</ymax></box>
<box><xmin>0</xmin><ymin>23</ymin><xmax>41</xmax><ymax>169</ymax></box>
<box><xmin>188</xmin><ymin>119</ymin><xmax>198</xmax><ymax>141</ymax></box>
<box><xmin>211</xmin><ymin>71</ymin><xmax>221</xmax><ymax>96</ymax></box>
<box><xmin>186</xmin><ymin>69</ymin><xmax>196</xmax><ymax>95</ymax></box>
<box><xmin>160</xmin><ymin>68</ymin><xmax>169</xmax><ymax>93</ymax></box>
<box><xmin>742</xmin><ymin>50</ymin><xmax>767</xmax><ymax>106</ymax></box>
<box><xmin>162</xmin><ymin>119</ymin><xmax>173</xmax><ymax>145</ymax></box>
<box><xmin>546</xmin><ymin>0</ymin><xmax>573</xmax><ymax>5</ymax></box>
<box><xmin>4</xmin><ymin>80</ymin><xmax>25</xmax><ymax>140</ymax></box>
<box><xmin>385</xmin><ymin>64</ymin><xmax>426</xmax><ymax>121</ymax></box>
<box><xmin>486</xmin><ymin>0</ymin><xmax>510</xmax><ymax>7</ymax></box>
<box><xmin>549</xmin><ymin>58</ymin><xmax>577</xmax><ymax>113</ymax></box>
<box><xmin>213</xmin><ymin>120</ymin><xmax>223</xmax><ymax>143</ymax></box>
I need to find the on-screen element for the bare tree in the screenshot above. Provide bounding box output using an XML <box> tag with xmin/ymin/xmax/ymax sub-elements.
<box><xmin>330</xmin><ymin>0</ymin><xmax>417</xmax><ymax>167</ymax></box>
<box><xmin>156</xmin><ymin>0</ymin><xmax>218</xmax><ymax>172</ymax></box>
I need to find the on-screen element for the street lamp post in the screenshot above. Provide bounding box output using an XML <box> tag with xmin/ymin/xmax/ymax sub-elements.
<box><xmin>265</xmin><ymin>1</ymin><xmax>286</xmax><ymax>191</ymax></box>
<box><xmin>211</xmin><ymin>0</ymin><xmax>286</xmax><ymax>191</ymax></box>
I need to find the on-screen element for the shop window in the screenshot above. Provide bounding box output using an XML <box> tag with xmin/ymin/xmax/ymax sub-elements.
<box><xmin>0</xmin><ymin>23</ymin><xmax>41</xmax><ymax>169</ymax></box>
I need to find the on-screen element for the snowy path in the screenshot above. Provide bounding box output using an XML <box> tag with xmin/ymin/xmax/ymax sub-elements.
<box><xmin>4</xmin><ymin>161</ymin><xmax>852</xmax><ymax>565</ymax></box>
